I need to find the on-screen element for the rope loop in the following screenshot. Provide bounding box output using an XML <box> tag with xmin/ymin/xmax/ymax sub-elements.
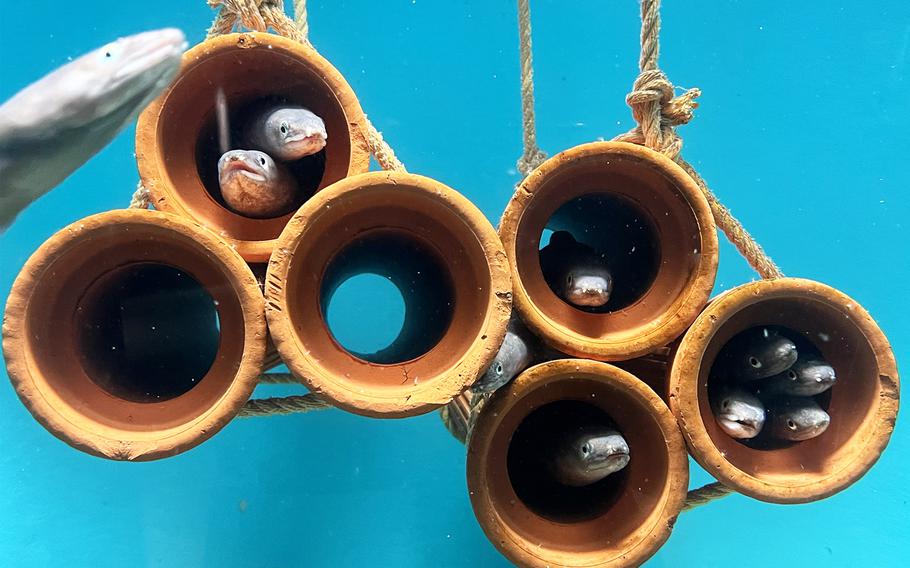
<box><xmin>623</xmin><ymin>68</ymin><xmax>700</xmax><ymax>160</ymax></box>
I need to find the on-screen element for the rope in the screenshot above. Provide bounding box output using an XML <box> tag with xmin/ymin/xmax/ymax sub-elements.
<box><xmin>682</xmin><ymin>481</ymin><xmax>735</xmax><ymax>511</ymax></box>
<box><xmin>207</xmin><ymin>1</ymin><xmax>304</xmax><ymax>42</ymax></box>
<box><xmin>439</xmin><ymin>392</ymin><xmax>488</xmax><ymax>444</ymax></box>
<box><xmin>257</xmin><ymin>372</ymin><xmax>301</xmax><ymax>384</ymax></box>
<box><xmin>677</xmin><ymin>158</ymin><xmax>784</xmax><ymax>279</ymax></box>
<box><xmin>614</xmin><ymin>0</ymin><xmax>783</xmax><ymax>279</ymax></box>
<box><xmin>240</xmin><ymin>393</ymin><xmax>331</xmax><ymax>417</ymax></box>
<box><xmin>129</xmin><ymin>180</ymin><xmax>150</xmax><ymax>209</ymax></box>
<box><xmin>206</xmin><ymin>0</ymin><xmax>406</xmax><ymax>172</ymax></box>
<box><xmin>292</xmin><ymin>0</ymin><xmax>309</xmax><ymax>43</ymax></box>
<box><xmin>515</xmin><ymin>0</ymin><xmax>547</xmax><ymax>176</ymax></box>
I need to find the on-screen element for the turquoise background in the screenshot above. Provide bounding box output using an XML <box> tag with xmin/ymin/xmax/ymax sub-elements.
<box><xmin>1</xmin><ymin>1</ymin><xmax>907</xmax><ymax>566</ymax></box>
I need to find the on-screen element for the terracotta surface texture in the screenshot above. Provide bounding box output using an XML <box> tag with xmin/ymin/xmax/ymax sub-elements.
<box><xmin>265</xmin><ymin>171</ymin><xmax>512</xmax><ymax>418</ymax></box>
<box><xmin>2</xmin><ymin>209</ymin><xmax>267</xmax><ymax>460</ymax></box>
<box><xmin>668</xmin><ymin>277</ymin><xmax>900</xmax><ymax>503</ymax></box>
<box><xmin>499</xmin><ymin>141</ymin><xmax>718</xmax><ymax>362</ymax></box>
<box><xmin>466</xmin><ymin>359</ymin><xmax>688</xmax><ymax>568</ymax></box>
<box><xmin>136</xmin><ymin>32</ymin><xmax>371</xmax><ymax>263</ymax></box>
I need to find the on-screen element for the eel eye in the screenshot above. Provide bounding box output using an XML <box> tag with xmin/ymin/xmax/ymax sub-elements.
<box><xmin>749</xmin><ymin>356</ymin><xmax>761</xmax><ymax>369</ymax></box>
<box><xmin>787</xmin><ymin>419</ymin><xmax>797</xmax><ymax>430</ymax></box>
<box><xmin>258</xmin><ymin>156</ymin><xmax>266</xmax><ymax>166</ymax></box>
<box><xmin>280</xmin><ymin>122</ymin><xmax>289</xmax><ymax>135</ymax></box>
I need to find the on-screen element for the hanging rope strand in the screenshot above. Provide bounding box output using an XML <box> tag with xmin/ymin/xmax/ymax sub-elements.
<box><xmin>616</xmin><ymin>0</ymin><xmax>783</xmax><ymax>279</ymax></box>
<box><xmin>515</xmin><ymin>0</ymin><xmax>547</xmax><ymax>176</ymax></box>
<box><xmin>638</xmin><ymin>0</ymin><xmax>661</xmax><ymax>72</ymax></box>
<box><xmin>293</xmin><ymin>0</ymin><xmax>310</xmax><ymax>44</ymax></box>
<box><xmin>677</xmin><ymin>158</ymin><xmax>783</xmax><ymax>279</ymax></box>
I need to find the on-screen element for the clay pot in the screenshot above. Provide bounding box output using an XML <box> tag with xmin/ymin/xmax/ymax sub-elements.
<box><xmin>136</xmin><ymin>32</ymin><xmax>371</xmax><ymax>263</ymax></box>
<box><xmin>265</xmin><ymin>171</ymin><xmax>512</xmax><ymax>418</ymax></box>
<box><xmin>668</xmin><ymin>278</ymin><xmax>900</xmax><ymax>503</ymax></box>
<box><xmin>467</xmin><ymin>359</ymin><xmax>688</xmax><ymax>568</ymax></box>
<box><xmin>2</xmin><ymin>210</ymin><xmax>267</xmax><ymax>460</ymax></box>
<box><xmin>499</xmin><ymin>141</ymin><xmax>718</xmax><ymax>361</ymax></box>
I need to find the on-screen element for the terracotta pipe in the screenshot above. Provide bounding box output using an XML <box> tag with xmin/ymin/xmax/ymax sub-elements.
<box><xmin>465</xmin><ymin>359</ymin><xmax>688</xmax><ymax>568</ymax></box>
<box><xmin>2</xmin><ymin>210</ymin><xmax>267</xmax><ymax>460</ymax></box>
<box><xmin>499</xmin><ymin>141</ymin><xmax>718</xmax><ymax>361</ymax></box>
<box><xmin>136</xmin><ymin>32</ymin><xmax>371</xmax><ymax>263</ymax></box>
<box><xmin>668</xmin><ymin>278</ymin><xmax>900</xmax><ymax>503</ymax></box>
<box><xmin>266</xmin><ymin>171</ymin><xmax>512</xmax><ymax>418</ymax></box>
<box><xmin>612</xmin><ymin>347</ymin><xmax>673</xmax><ymax>403</ymax></box>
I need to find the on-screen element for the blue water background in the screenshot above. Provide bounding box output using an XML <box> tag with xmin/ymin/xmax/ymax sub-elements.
<box><xmin>1</xmin><ymin>1</ymin><xmax>908</xmax><ymax>566</ymax></box>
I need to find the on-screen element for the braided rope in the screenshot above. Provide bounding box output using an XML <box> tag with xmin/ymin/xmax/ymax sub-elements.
<box><xmin>439</xmin><ymin>392</ymin><xmax>487</xmax><ymax>444</ymax></box>
<box><xmin>129</xmin><ymin>180</ymin><xmax>150</xmax><ymax>209</ymax></box>
<box><xmin>240</xmin><ymin>393</ymin><xmax>331</xmax><ymax>417</ymax></box>
<box><xmin>257</xmin><ymin>372</ymin><xmax>301</xmax><ymax>384</ymax></box>
<box><xmin>681</xmin><ymin>482</ymin><xmax>736</xmax><ymax>512</ymax></box>
<box><xmin>293</xmin><ymin>0</ymin><xmax>310</xmax><ymax>44</ymax></box>
<box><xmin>515</xmin><ymin>0</ymin><xmax>547</xmax><ymax>176</ymax></box>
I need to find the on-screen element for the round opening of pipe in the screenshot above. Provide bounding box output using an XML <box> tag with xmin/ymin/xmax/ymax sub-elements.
<box><xmin>506</xmin><ymin>400</ymin><xmax>630</xmax><ymax>523</ymax></box>
<box><xmin>76</xmin><ymin>263</ymin><xmax>221</xmax><ymax>403</ymax></box>
<box><xmin>539</xmin><ymin>193</ymin><xmax>660</xmax><ymax>313</ymax></box>
<box><xmin>326</xmin><ymin>273</ymin><xmax>407</xmax><ymax>357</ymax></box>
<box><xmin>320</xmin><ymin>231</ymin><xmax>456</xmax><ymax>365</ymax></box>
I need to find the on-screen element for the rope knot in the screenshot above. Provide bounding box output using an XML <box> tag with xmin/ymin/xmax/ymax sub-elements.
<box><xmin>622</xmin><ymin>68</ymin><xmax>700</xmax><ymax>159</ymax></box>
<box><xmin>207</xmin><ymin>0</ymin><xmax>305</xmax><ymax>44</ymax></box>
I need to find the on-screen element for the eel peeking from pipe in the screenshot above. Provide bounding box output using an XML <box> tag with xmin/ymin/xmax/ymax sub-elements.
<box><xmin>539</xmin><ymin>231</ymin><xmax>613</xmax><ymax>310</ymax></box>
<box><xmin>546</xmin><ymin>425</ymin><xmax>631</xmax><ymax>487</ymax></box>
<box><xmin>240</xmin><ymin>101</ymin><xmax>328</xmax><ymax>162</ymax></box>
<box><xmin>0</xmin><ymin>28</ymin><xmax>187</xmax><ymax>232</ymax></box>
<box><xmin>217</xmin><ymin>150</ymin><xmax>298</xmax><ymax>218</ymax></box>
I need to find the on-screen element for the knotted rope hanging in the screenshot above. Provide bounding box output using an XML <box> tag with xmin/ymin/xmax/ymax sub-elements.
<box><xmin>613</xmin><ymin>0</ymin><xmax>782</xmax><ymax>280</ymax></box>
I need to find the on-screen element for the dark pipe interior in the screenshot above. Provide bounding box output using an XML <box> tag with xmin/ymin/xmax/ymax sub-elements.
<box><xmin>541</xmin><ymin>193</ymin><xmax>660</xmax><ymax>312</ymax></box>
<box><xmin>195</xmin><ymin>96</ymin><xmax>326</xmax><ymax>218</ymax></box>
<box><xmin>320</xmin><ymin>231</ymin><xmax>456</xmax><ymax>364</ymax></box>
<box><xmin>708</xmin><ymin>325</ymin><xmax>835</xmax><ymax>451</ymax></box>
<box><xmin>506</xmin><ymin>400</ymin><xmax>629</xmax><ymax>523</ymax></box>
<box><xmin>77</xmin><ymin>263</ymin><xmax>221</xmax><ymax>403</ymax></box>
